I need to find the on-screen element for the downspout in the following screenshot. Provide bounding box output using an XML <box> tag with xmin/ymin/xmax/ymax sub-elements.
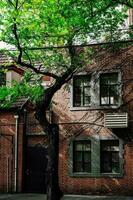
<box><xmin>14</xmin><ymin>115</ymin><xmax>19</xmax><ymax>193</ymax></box>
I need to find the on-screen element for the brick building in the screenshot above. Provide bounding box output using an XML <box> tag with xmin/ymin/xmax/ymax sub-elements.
<box><xmin>0</xmin><ymin>54</ymin><xmax>48</xmax><ymax>193</ymax></box>
<box><xmin>0</xmin><ymin>43</ymin><xmax>133</xmax><ymax>195</ymax></box>
<box><xmin>54</xmin><ymin>45</ymin><xmax>133</xmax><ymax>195</ymax></box>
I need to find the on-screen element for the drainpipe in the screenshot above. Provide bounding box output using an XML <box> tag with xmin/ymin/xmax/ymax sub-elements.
<box><xmin>14</xmin><ymin>115</ymin><xmax>19</xmax><ymax>193</ymax></box>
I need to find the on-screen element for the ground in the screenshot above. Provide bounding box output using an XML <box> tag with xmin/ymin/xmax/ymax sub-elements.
<box><xmin>0</xmin><ymin>194</ymin><xmax>133</xmax><ymax>200</ymax></box>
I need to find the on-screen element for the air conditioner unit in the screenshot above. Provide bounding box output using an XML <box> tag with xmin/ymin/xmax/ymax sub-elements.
<box><xmin>104</xmin><ymin>113</ymin><xmax>128</xmax><ymax>128</ymax></box>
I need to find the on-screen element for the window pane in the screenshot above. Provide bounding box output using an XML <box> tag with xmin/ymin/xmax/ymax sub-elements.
<box><xmin>74</xmin><ymin>78</ymin><xmax>82</xmax><ymax>87</ymax></box>
<box><xmin>83</xmin><ymin>86</ymin><xmax>91</xmax><ymax>106</ymax></box>
<box><xmin>101</xmin><ymin>97</ymin><xmax>110</xmax><ymax>105</ymax></box>
<box><xmin>100</xmin><ymin>73</ymin><xmax>118</xmax><ymax>84</ymax></box>
<box><xmin>73</xmin><ymin>141</ymin><xmax>91</xmax><ymax>173</ymax></box>
<box><xmin>100</xmin><ymin>75</ymin><xmax>109</xmax><ymax>85</ymax></box>
<box><xmin>110</xmin><ymin>85</ymin><xmax>119</xmax><ymax>104</ymax></box>
<box><xmin>102</xmin><ymin>162</ymin><xmax>112</xmax><ymax>173</ymax></box>
<box><xmin>84</xmin><ymin>86</ymin><xmax>91</xmax><ymax>96</ymax></box>
<box><xmin>102</xmin><ymin>152</ymin><xmax>110</xmax><ymax>162</ymax></box>
<box><xmin>83</xmin><ymin>76</ymin><xmax>91</xmax><ymax>86</ymax></box>
<box><xmin>73</xmin><ymin>75</ymin><xmax>90</xmax><ymax>107</ymax></box>
<box><xmin>74</xmin><ymin>162</ymin><xmax>82</xmax><ymax>172</ymax></box>
<box><xmin>74</xmin><ymin>152</ymin><xmax>82</xmax><ymax>162</ymax></box>
<box><xmin>112</xmin><ymin>162</ymin><xmax>119</xmax><ymax>173</ymax></box>
<box><xmin>73</xmin><ymin>87</ymin><xmax>82</xmax><ymax>106</ymax></box>
<box><xmin>100</xmin><ymin>73</ymin><xmax>119</xmax><ymax>106</ymax></box>
<box><xmin>100</xmin><ymin>86</ymin><xmax>109</xmax><ymax>96</ymax></box>
<box><xmin>84</xmin><ymin>96</ymin><xmax>91</xmax><ymax>106</ymax></box>
<box><xmin>100</xmin><ymin>86</ymin><xmax>109</xmax><ymax>105</ymax></box>
<box><xmin>101</xmin><ymin>140</ymin><xmax>119</xmax><ymax>151</ymax></box>
<box><xmin>100</xmin><ymin>140</ymin><xmax>120</xmax><ymax>173</ymax></box>
<box><xmin>109</xmin><ymin>73</ymin><xmax>118</xmax><ymax>84</ymax></box>
<box><xmin>112</xmin><ymin>152</ymin><xmax>119</xmax><ymax>162</ymax></box>
<box><xmin>84</xmin><ymin>162</ymin><xmax>91</xmax><ymax>172</ymax></box>
<box><xmin>84</xmin><ymin>152</ymin><xmax>91</xmax><ymax>162</ymax></box>
<box><xmin>84</xmin><ymin>143</ymin><xmax>91</xmax><ymax>151</ymax></box>
<box><xmin>74</xmin><ymin>143</ymin><xmax>83</xmax><ymax>151</ymax></box>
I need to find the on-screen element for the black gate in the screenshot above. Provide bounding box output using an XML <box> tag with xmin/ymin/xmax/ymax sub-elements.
<box><xmin>25</xmin><ymin>145</ymin><xmax>47</xmax><ymax>193</ymax></box>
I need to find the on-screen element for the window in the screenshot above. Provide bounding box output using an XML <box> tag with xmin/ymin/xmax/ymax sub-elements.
<box><xmin>0</xmin><ymin>72</ymin><xmax>6</xmax><ymax>86</ymax></box>
<box><xmin>100</xmin><ymin>140</ymin><xmax>120</xmax><ymax>173</ymax></box>
<box><xmin>71</xmin><ymin>72</ymin><xmax>121</xmax><ymax>109</ymax></box>
<box><xmin>73</xmin><ymin>75</ymin><xmax>91</xmax><ymax>107</ymax></box>
<box><xmin>73</xmin><ymin>141</ymin><xmax>91</xmax><ymax>173</ymax></box>
<box><xmin>100</xmin><ymin>73</ymin><xmax>119</xmax><ymax>106</ymax></box>
<box><xmin>69</xmin><ymin>138</ymin><xmax>123</xmax><ymax>177</ymax></box>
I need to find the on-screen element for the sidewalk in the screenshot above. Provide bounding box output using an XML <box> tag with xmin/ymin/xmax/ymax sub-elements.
<box><xmin>63</xmin><ymin>195</ymin><xmax>133</xmax><ymax>200</ymax></box>
<box><xmin>0</xmin><ymin>194</ymin><xmax>133</xmax><ymax>200</ymax></box>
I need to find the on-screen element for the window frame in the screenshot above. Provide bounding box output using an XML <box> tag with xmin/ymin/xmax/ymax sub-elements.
<box><xmin>100</xmin><ymin>140</ymin><xmax>120</xmax><ymax>174</ymax></box>
<box><xmin>68</xmin><ymin>136</ymin><xmax>124</xmax><ymax>178</ymax></box>
<box><xmin>70</xmin><ymin>71</ymin><xmax>121</xmax><ymax>111</ymax></box>
<box><xmin>73</xmin><ymin>140</ymin><xmax>91</xmax><ymax>173</ymax></box>
<box><xmin>100</xmin><ymin>72</ymin><xmax>119</xmax><ymax>106</ymax></box>
<box><xmin>72</xmin><ymin>74</ymin><xmax>91</xmax><ymax>108</ymax></box>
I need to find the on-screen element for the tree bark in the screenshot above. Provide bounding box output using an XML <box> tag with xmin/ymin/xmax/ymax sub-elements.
<box><xmin>46</xmin><ymin>123</ymin><xmax>63</xmax><ymax>200</ymax></box>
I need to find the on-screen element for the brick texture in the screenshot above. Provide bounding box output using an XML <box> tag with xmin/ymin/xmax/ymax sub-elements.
<box><xmin>53</xmin><ymin>46</ymin><xmax>133</xmax><ymax>195</ymax></box>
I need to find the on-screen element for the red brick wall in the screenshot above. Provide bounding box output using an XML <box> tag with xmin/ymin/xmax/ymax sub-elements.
<box><xmin>1</xmin><ymin>45</ymin><xmax>133</xmax><ymax>195</ymax></box>
<box><xmin>59</xmin><ymin>139</ymin><xmax>133</xmax><ymax>195</ymax></box>
<box><xmin>53</xmin><ymin>46</ymin><xmax>133</xmax><ymax>195</ymax></box>
<box><xmin>0</xmin><ymin>111</ymin><xmax>24</xmax><ymax>193</ymax></box>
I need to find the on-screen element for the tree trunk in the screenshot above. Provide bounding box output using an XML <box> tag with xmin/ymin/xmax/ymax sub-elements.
<box><xmin>46</xmin><ymin>123</ymin><xmax>63</xmax><ymax>200</ymax></box>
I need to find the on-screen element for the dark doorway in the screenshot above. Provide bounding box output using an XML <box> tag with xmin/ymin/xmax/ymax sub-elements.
<box><xmin>25</xmin><ymin>146</ymin><xmax>47</xmax><ymax>193</ymax></box>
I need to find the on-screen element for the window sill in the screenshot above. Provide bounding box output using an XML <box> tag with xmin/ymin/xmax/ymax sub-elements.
<box><xmin>100</xmin><ymin>172</ymin><xmax>123</xmax><ymax>178</ymax></box>
<box><xmin>69</xmin><ymin>172</ymin><xmax>93</xmax><ymax>177</ymax></box>
<box><xmin>26</xmin><ymin>131</ymin><xmax>46</xmax><ymax>136</ymax></box>
<box><xmin>70</xmin><ymin>105</ymin><xmax>120</xmax><ymax>111</ymax></box>
<box><xmin>69</xmin><ymin>172</ymin><xmax>123</xmax><ymax>178</ymax></box>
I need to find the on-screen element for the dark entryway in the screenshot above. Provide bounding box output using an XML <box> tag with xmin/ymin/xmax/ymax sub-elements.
<box><xmin>25</xmin><ymin>146</ymin><xmax>47</xmax><ymax>193</ymax></box>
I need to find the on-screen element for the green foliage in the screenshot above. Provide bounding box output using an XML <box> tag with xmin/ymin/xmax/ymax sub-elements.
<box><xmin>0</xmin><ymin>1</ymin><xmax>129</xmax><ymax>74</ymax></box>
<box><xmin>0</xmin><ymin>1</ymin><xmax>129</xmax><ymax>55</ymax></box>
<box><xmin>0</xmin><ymin>0</ymin><xmax>131</xmax><ymax>107</ymax></box>
<box><xmin>0</xmin><ymin>72</ymin><xmax>44</xmax><ymax>108</ymax></box>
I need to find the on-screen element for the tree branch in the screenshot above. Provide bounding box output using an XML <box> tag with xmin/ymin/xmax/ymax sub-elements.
<box><xmin>35</xmin><ymin>46</ymin><xmax>78</xmax><ymax>126</ymax></box>
<box><xmin>12</xmin><ymin>21</ymin><xmax>23</xmax><ymax>63</ymax></box>
<box><xmin>35</xmin><ymin>66</ymin><xmax>76</xmax><ymax>126</ymax></box>
<box><xmin>18</xmin><ymin>1</ymin><xmax>25</xmax><ymax>9</ymax></box>
<box><xmin>23</xmin><ymin>50</ymin><xmax>32</xmax><ymax>66</ymax></box>
<box><xmin>15</xmin><ymin>59</ymin><xmax>59</xmax><ymax>79</ymax></box>
<box><xmin>7</xmin><ymin>0</ymin><xmax>15</xmax><ymax>7</ymax></box>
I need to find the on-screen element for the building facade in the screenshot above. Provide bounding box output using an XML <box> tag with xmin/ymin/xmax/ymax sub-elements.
<box><xmin>0</xmin><ymin>44</ymin><xmax>133</xmax><ymax>195</ymax></box>
<box><xmin>54</xmin><ymin>45</ymin><xmax>133</xmax><ymax>195</ymax></box>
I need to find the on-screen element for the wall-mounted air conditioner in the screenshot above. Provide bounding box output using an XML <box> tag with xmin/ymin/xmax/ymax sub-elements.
<box><xmin>104</xmin><ymin>113</ymin><xmax>128</xmax><ymax>128</ymax></box>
